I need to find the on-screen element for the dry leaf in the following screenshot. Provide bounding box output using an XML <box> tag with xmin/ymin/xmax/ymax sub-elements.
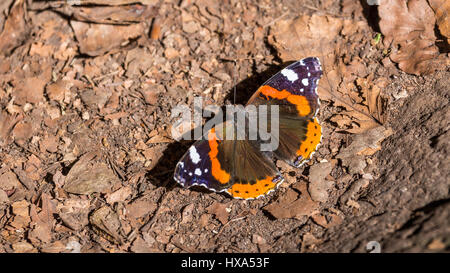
<box><xmin>379</xmin><ymin>0</ymin><xmax>444</xmax><ymax>75</ymax></box>
<box><xmin>106</xmin><ymin>186</ymin><xmax>132</xmax><ymax>204</ymax></box>
<box><xmin>0</xmin><ymin>111</ymin><xmax>21</xmax><ymax>144</ymax></box>
<box><xmin>263</xmin><ymin>182</ymin><xmax>319</xmax><ymax>219</ymax></box>
<box><xmin>269</xmin><ymin>14</ymin><xmax>343</xmax><ymax>63</ymax></box>
<box><xmin>308</xmin><ymin>162</ymin><xmax>334</xmax><ymax>203</ymax></box>
<box><xmin>71</xmin><ymin>20</ymin><xmax>146</xmax><ymax>56</ymax></box>
<box><xmin>0</xmin><ymin>170</ymin><xmax>21</xmax><ymax>193</ymax></box>
<box><xmin>90</xmin><ymin>206</ymin><xmax>123</xmax><ymax>244</ymax></box>
<box><xmin>11</xmin><ymin>241</ymin><xmax>37</xmax><ymax>253</ymax></box>
<box><xmin>29</xmin><ymin>195</ymin><xmax>54</xmax><ymax>245</ymax></box>
<box><xmin>63</xmin><ymin>0</ymin><xmax>159</xmax><ymax>5</ymax></box>
<box><xmin>64</xmin><ymin>152</ymin><xmax>120</xmax><ymax>195</ymax></box>
<box><xmin>57</xmin><ymin>198</ymin><xmax>90</xmax><ymax>231</ymax></box>
<box><xmin>126</xmin><ymin>196</ymin><xmax>157</xmax><ymax>219</ymax></box>
<box><xmin>337</xmin><ymin>126</ymin><xmax>393</xmax><ymax>174</ymax></box>
<box><xmin>206</xmin><ymin>202</ymin><xmax>231</xmax><ymax>225</ymax></box>
<box><xmin>56</xmin><ymin>4</ymin><xmax>157</xmax><ymax>25</ymax></box>
<box><xmin>0</xmin><ymin>0</ymin><xmax>28</xmax><ymax>56</ymax></box>
<box><xmin>181</xmin><ymin>204</ymin><xmax>195</xmax><ymax>224</ymax></box>
<box><xmin>429</xmin><ymin>0</ymin><xmax>450</xmax><ymax>43</ymax></box>
<box><xmin>13</xmin><ymin>75</ymin><xmax>49</xmax><ymax>105</ymax></box>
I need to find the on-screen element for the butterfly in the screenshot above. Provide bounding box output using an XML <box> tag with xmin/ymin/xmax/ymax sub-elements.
<box><xmin>173</xmin><ymin>57</ymin><xmax>323</xmax><ymax>199</ymax></box>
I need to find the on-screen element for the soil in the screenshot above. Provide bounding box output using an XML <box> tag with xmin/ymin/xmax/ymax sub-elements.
<box><xmin>0</xmin><ymin>0</ymin><xmax>448</xmax><ymax>253</ymax></box>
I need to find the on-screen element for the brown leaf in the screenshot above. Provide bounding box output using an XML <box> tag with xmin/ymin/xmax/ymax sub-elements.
<box><xmin>90</xmin><ymin>206</ymin><xmax>123</xmax><ymax>244</ymax></box>
<box><xmin>41</xmin><ymin>241</ymin><xmax>68</xmax><ymax>253</ymax></box>
<box><xmin>64</xmin><ymin>152</ymin><xmax>120</xmax><ymax>195</ymax></box>
<box><xmin>379</xmin><ymin>0</ymin><xmax>444</xmax><ymax>75</ymax></box>
<box><xmin>126</xmin><ymin>196</ymin><xmax>157</xmax><ymax>220</ymax></box>
<box><xmin>71</xmin><ymin>20</ymin><xmax>146</xmax><ymax>56</ymax></box>
<box><xmin>46</xmin><ymin>80</ymin><xmax>70</xmax><ymax>102</ymax></box>
<box><xmin>11</xmin><ymin>241</ymin><xmax>37</xmax><ymax>253</ymax></box>
<box><xmin>56</xmin><ymin>4</ymin><xmax>157</xmax><ymax>25</ymax></box>
<box><xmin>181</xmin><ymin>204</ymin><xmax>195</xmax><ymax>224</ymax></box>
<box><xmin>429</xmin><ymin>0</ymin><xmax>450</xmax><ymax>43</ymax></box>
<box><xmin>337</xmin><ymin>126</ymin><xmax>393</xmax><ymax>174</ymax></box>
<box><xmin>0</xmin><ymin>111</ymin><xmax>21</xmax><ymax>144</ymax></box>
<box><xmin>106</xmin><ymin>186</ymin><xmax>132</xmax><ymax>204</ymax></box>
<box><xmin>206</xmin><ymin>202</ymin><xmax>231</xmax><ymax>225</ymax></box>
<box><xmin>13</xmin><ymin>77</ymin><xmax>47</xmax><ymax>105</ymax></box>
<box><xmin>29</xmin><ymin>201</ymin><xmax>53</xmax><ymax>244</ymax></box>
<box><xmin>0</xmin><ymin>0</ymin><xmax>28</xmax><ymax>56</ymax></box>
<box><xmin>10</xmin><ymin>200</ymin><xmax>31</xmax><ymax>229</ymax></box>
<box><xmin>0</xmin><ymin>170</ymin><xmax>21</xmax><ymax>193</ymax></box>
<box><xmin>320</xmin><ymin>73</ymin><xmax>385</xmax><ymax>134</ymax></box>
<box><xmin>308</xmin><ymin>162</ymin><xmax>334</xmax><ymax>203</ymax></box>
<box><xmin>263</xmin><ymin>182</ymin><xmax>319</xmax><ymax>219</ymax></box>
<box><xmin>269</xmin><ymin>14</ymin><xmax>343</xmax><ymax>63</ymax></box>
<box><xmin>62</xmin><ymin>0</ymin><xmax>159</xmax><ymax>5</ymax></box>
<box><xmin>57</xmin><ymin>198</ymin><xmax>90</xmax><ymax>231</ymax></box>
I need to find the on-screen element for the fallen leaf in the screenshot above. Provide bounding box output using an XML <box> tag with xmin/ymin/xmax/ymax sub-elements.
<box><xmin>106</xmin><ymin>186</ymin><xmax>132</xmax><ymax>204</ymax></box>
<box><xmin>0</xmin><ymin>189</ymin><xmax>8</xmax><ymax>204</ymax></box>
<box><xmin>337</xmin><ymin>126</ymin><xmax>392</xmax><ymax>174</ymax></box>
<box><xmin>269</xmin><ymin>14</ymin><xmax>343</xmax><ymax>63</ymax></box>
<box><xmin>427</xmin><ymin>238</ymin><xmax>446</xmax><ymax>250</ymax></box>
<box><xmin>56</xmin><ymin>4</ymin><xmax>157</xmax><ymax>25</ymax></box>
<box><xmin>71</xmin><ymin>20</ymin><xmax>146</xmax><ymax>56</ymax></box>
<box><xmin>308</xmin><ymin>162</ymin><xmax>334</xmax><ymax>202</ymax></box>
<box><xmin>41</xmin><ymin>241</ymin><xmax>68</xmax><ymax>253</ymax></box>
<box><xmin>131</xmin><ymin>236</ymin><xmax>160</xmax><ymax>253</ymax></box>
<box><xmin>181</xmin><ymin>204</ymin><xmax>195</xmax><ymax>224</ymax></box>
<box><xmin>379</xmin><ymin>0</ymin><xmax>444</xmax><ymax>75</ymax></box>
<box><xmin>57</xmin><ymin>198</ymin><xmax>90</xmax><ymax>231</ymax></box>
<box><xmin>206</xmin><ymin>202</ymin><xmax>231</xmax><ymax>225</ymax></box>
<box><xmin>12</xmin><ymin>121</ymin><xmax>33</xmax><ymax>142</ymax></box>
<box><xmin>0</xmin><ymin>170</ymin><xmax>21</xmax><ymax>193</ymax></box>
<box><xmin>11</xmin><ymin>241</ymin><xmax>37</xmax><ymax>253</ymax></box>
<box><xmin>263</xmin><ymin>182</ymin><xmax>319</xmax><ymax>219</ymax></box>
<box><xmin>90</xmin><ymin>206</ymin><xmax>123</xmax><ymax>244</ymax></box>
<box><xmin>46</xmin><ymin>80</ymin><xmax>70</xmax><ymax>102</ymax></box>
<box><xmin>125</xmin><ymin>196</ymin><xmax>157</xmax><ymax>220</ymax></box>
<box><xmin>429</xmin><ymin>0</ymin><xmax>450</xmax><ymax>44</ymax></box>
<box><xmin>64</xmin><ymin>152</ymin><xmax>120</xmax><ymax>195</ymax></box>
<box><xmin>0</xmin><ymin>0</ymin><xmax>28</xmax><ymax>56</ymax></box>
<box><xmin>0</xmin><ymin>111</ymin><xmax>21</xmax><ymax>144</ymax></box>
<box><xmin>13</xmin><ymin>77</ymin><xmax>47</xmax><ymax>105</ymax></box>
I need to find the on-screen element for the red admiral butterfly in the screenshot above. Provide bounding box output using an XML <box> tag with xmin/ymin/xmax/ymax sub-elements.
<box><xmin>174</xmin><ymin>57</ymin><xmax>322</xmax><ymax>199</ymax></box>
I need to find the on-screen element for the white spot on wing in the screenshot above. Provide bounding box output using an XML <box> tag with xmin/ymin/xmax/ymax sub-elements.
<box><xmin>188</xmin><ymin>146</ymin><xmax>201</xmax><ymax>164</ymax></box>
<box><xmin>195</xmin><ymin>168</ymin><xmax>202</xmax><ymax>176</ymax></box>
<box><xmin>204</xmin><ymin>169</ymin><xmax>208</xmax><ymax>173</ymax></box>
<box><xmin>302</xmin><ymin>78</ymin><xmax>309</xmax><ymax>86</ymax></box>
<box><xmin>281</xmin><ymin>69</ymin><xmax>298</xmax><ymax>83</ymax></box>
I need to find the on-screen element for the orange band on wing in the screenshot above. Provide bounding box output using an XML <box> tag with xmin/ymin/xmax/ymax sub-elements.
<box><xmin>258</xmin><ymin>85</ymin><xmax>311</xmax><ymax>116</ymax></box>
<box><xmin>296</xmin><ymin>118</ymin><xmax>322</xmax><ymax>159</ymax></box>
<box><xmin>226</xmin><ymin>176</ymin><xmax>278</xmax><ymax>199</ymax></box>
<box><xmin>208</xmin><ymin>128</ymin><xmax>231</xmax><ymax>184</ymax></box>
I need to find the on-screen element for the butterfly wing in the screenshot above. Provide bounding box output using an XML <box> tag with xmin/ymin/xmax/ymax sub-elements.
<box><xmin>247</xmin><ymin>57</ymin><xmax>323</xmax><ymax>167</ymax></box>
<box><xmin>174</xmin><ymin>125</ymin><xmax>282</xmax><ymax>199</ymax></box>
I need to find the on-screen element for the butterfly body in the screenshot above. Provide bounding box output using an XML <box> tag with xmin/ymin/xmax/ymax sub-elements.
<box><xmin>174</xmin><ymin>57</ymin><xmax>323</xmax><ymax>199</ymax></box>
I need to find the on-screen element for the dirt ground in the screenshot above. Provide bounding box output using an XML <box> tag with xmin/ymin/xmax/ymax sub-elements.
<box><xmin>0</xmin><ymin>0</ymin><xmax>449</xmax><ymax>253</ymax></box>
